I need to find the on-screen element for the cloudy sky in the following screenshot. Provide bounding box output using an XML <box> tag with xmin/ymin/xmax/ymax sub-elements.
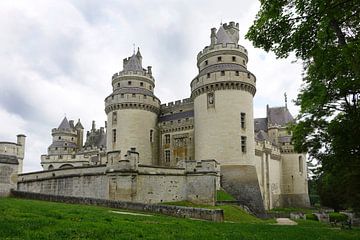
<box><xmin>0</xmin><ymin>0</ymin><xmax>303</xmax><ymax>172</ymax></box>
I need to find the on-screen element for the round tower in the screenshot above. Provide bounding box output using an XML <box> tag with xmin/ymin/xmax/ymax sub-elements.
<box><xmin>49</xmin><ymin>117</ymin><xmax>79</xmax><ymax>155</ymax></box>
<box><xmin>105</xmin><ymin>48</ymin><xmax>160</xmax><ymax>164</ymax></box>
<box><xmin>191</xmin><ymin>22</ymin><xmax>257</xmax><ymax>165</ymax></box>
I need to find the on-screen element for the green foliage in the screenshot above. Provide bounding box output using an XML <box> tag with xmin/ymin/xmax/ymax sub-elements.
<box><xmin>216</xmin><ymin>190</ymin><xmax>236</xmax><ymax>201</ymax></box>
<box><xmin>1</xmin><ymin>198</ymin><xmax>360</xmax><ymax>240</ymax></box>
<box><xmin>306</xmin><ymin>213</ymin><xmax>318</xmax><ymax>221</ymax></box>
<box><xmin>247</xmin><ymin>0</ymin><xmax>360</xmax><ymax>212</ymax></box>
<box><xmin>329</xmin><ymin>212</ymin><xmax>349</xmax><ymax>222</ymax></box>
<box><xmin>308</xmin><ymin>178</ymin><xmax>320</xmax><ymax>206</ymax></box>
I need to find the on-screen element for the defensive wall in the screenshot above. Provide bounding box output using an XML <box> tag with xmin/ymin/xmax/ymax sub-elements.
<box><xmin>17</xmin><ymin>158</ymin><xmax>218</xmax><ymax>205</ymax></box>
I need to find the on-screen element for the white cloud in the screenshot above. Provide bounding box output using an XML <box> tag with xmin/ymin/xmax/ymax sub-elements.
<box><xmin>0</xmin><ymin>0</ymin><xmax>305</xmax><ymax>172</ymax></box>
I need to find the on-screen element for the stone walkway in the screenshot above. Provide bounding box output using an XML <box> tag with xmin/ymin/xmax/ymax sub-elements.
<box><xmin>276</xmin><ymin>218</ymin><xmax>298</xmax><ymax>225</ymax></box>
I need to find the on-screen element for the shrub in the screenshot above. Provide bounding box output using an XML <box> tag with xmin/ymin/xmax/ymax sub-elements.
<box><xmin>329</xmin><ymin>212</ymin><xmax>348</xmax><ymax>222</ymax></box>
<box><xmin>306</xmin><ymin>213</ymin><xmax>318</xmax><ymax>221</ymax></box>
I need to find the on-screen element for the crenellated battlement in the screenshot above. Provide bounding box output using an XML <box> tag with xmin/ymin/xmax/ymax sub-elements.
<box><xmin>176</xmin><ymin>159</ymin><xmax>219</xmax><ymax>173</ymax></box>
<box><xmin>160</xmin><ymin>98</ymin><xmax>192</xmax><ymax>109</ymax></box>
<box><xmin>112</xmin><ymin>70</ymin><xmax>154</xmax><ymax>81</ymax></box>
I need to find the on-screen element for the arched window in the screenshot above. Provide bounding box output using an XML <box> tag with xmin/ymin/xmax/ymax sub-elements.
<box><xmin>48</xmin><ymin>165</ymin><xmax>54</xmax><ymax>170</ymax></box>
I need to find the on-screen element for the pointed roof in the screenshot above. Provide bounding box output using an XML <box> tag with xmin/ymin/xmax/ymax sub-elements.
<box><xmin>136</xmin><ymin>47</ymin><xmax>142</xmax><ymax>58</ymax></box>
<box><xmin>216</xmin><ymin>25</ymin><xmax>234</xmax><ymax>44</ymax></box>
<box><xmin>267</xmin><ymin>107</ymin><xmax>294</xmax><ymax>127</ymax></box>
<box><xmin>255</xmin><ymin>130</ymin><xmax>269</xmax><ymax>141</ymax></box>
<box><xmin>124</xmin><ymin>54</ymin><xmax>143</xmax><ymax>71</ymax></box>
<box><xmin>75</xmin><ymin>119</ymin><xmax>84</xmax><ymax>129</ymax></box>
<box><xmin>58</xmin><ymin>117</ymin><xmax>71</xmax><ymax>130</ymax></box>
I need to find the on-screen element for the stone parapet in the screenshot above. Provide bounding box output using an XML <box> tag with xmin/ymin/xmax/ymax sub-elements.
<box><xmin>197</xmin><ymin>43</ymin><xmax>248</xmax><ymax>63</ymax></box>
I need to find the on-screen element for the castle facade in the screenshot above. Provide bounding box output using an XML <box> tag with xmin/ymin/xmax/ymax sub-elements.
<box><xmin>13</xmin><ymin>22</ymin><xmax>310</xmax><ymax>210</ymax></box>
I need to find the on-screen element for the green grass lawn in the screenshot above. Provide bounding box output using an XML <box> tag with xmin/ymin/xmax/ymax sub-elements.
<box><xmin>1</xmin><ymin>198</ymin><xmax>359</xmax><ymax>240</ymax></box>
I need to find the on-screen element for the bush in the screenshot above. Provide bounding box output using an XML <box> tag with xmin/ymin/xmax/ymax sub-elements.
<box><xmin>329</xmin><ymin>212</ymin><xmax>348</xmax><ymax>222</ymax></box>
<box><xmin>306</xmin><ymin>213</ymin><xmax>318</xmax><ymax>221</ymax></box>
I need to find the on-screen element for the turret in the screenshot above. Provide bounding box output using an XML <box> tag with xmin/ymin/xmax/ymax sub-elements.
<box><xmin>16</xmin><ymin>134</ymin><xmax>26</xmax><ymax>173</ymax></box>
<box><xmin>75</xmin><ymin>119</ymin><xmax>84</xmax><ymax>148</ymax></box>
<box><xmin>105</xmin><ymin>48</ymin><xmax>160</xmax><ymax>164</ymax></box>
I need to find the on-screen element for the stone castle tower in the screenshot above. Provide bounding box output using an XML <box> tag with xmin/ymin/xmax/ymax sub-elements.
<box><xmin>105</xmin><ymin>48</ymin><xmax>160</xmax><ymax>164</ymax></box>
<box><xmin>191</xmin><ymin>21</ymin><xmax>256</xmax><ymax>166</ymax></box>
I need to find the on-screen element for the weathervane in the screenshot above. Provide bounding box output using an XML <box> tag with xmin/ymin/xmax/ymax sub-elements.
<box><xmin>284</xmin><ymin>92</ymin><xmax>288</xmax><ymax>108</ymax></box>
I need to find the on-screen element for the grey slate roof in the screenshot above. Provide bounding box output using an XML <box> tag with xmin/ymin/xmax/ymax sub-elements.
<box><xmin>278</xmin><ymin>136</ymin><xmax>292</xmax><ymax>143</ymax></box>
<box><xmin>254</xmin><ymin>118</ymin><xmax>267</xmax><ymax>132</ymax></box>
<box><xmin>0</xmin><ymin>154</ymin><xmax>18</xmax><ymax>164</ymax></box>
<box><xmin>58</xmin><ymin>117</ymin><xmax>71</xmax><ymax>130</ymax></box>
<box><xmin>124</xmin><ymin>54</ymin><xmax>143</xmax><ymax>72</ymax></box>
<box><xmin>216</xmin><ymin>26</ymin><xmax>234</xmax><ymax>44</ymax></box>
<box><xmin>267</xmin><ymin>107</ymin><xmax>294</xmax><ymax>126</ymax></box>
<box><xmin>159</xmin><ymin>110</ymin><xmax>194</xmax><ymax>122</ymax></box>
<box><xmin>75</xmin><ymin>119</ymin><xmax>84</xmax><ymax>129</ymax></box>
<box><xmin>255</xmin><ymin>130</ymin><xmax>269</xmax><ymax>141</ymax></box>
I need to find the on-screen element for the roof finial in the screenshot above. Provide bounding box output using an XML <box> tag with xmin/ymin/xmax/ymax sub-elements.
<box><xmin>284</xmin><ymin>92</ymin><xmax>288</xmax><ymax>108</ymax></box>
<box><xmin>133</xmin><ymin>43</ymin><xmax>135</xmax><ymax>54</ymax></box>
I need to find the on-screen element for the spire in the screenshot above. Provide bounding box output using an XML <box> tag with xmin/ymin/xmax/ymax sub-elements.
<box><xmin>58</xmin><ymin>117</ymin><xmax>71</xmax><ymax>130</ymax></box>
<box><xmin>136</xmin><ymin>47</ymin><xmax>142</xmax><ymax>58</ymax></box>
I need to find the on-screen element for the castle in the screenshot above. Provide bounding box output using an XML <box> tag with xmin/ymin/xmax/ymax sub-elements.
<box><xmin>1</xmin><ymin>22</ymin><xmax>310</xmax><ymax>211</ymax></box>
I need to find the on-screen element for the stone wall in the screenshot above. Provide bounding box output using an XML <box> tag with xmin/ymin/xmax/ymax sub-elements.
<box><xmin>11</xmin><ymin>190</ymin><xmax>224</xmax><ymax>222</ymax></box>
<box><xmin>220</xmin><ymin>165</ymin><xmax>265</xmax><ymax>216</ymax></box>
<box><xmin>17</xmin><ymin>160</ymin><xmax>218</xmax><ymax>205</ymax></box>
<box><xmin>0</xmin><ymin>160</ymin><xmax>18</xmax><ymax>197</ymax></box>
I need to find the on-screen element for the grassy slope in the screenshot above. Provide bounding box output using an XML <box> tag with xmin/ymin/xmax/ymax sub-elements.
<box><xmin>216</xmin><ymin>190</ymin><xmax>236</xmax><ymax>201</ymax></box>
<box><xmin>0</xmin><ymin>198</ymin><xmax>359</xmax><ymax>240</ymax></box>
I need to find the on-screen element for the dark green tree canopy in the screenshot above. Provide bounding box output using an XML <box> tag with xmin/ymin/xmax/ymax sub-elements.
<box><xmin>246</xmin><ymin>0</ymin><xmax>360</xmax><ymax>211</ymax></box>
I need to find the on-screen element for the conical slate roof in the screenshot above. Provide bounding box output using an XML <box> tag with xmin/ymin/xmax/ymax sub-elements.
<box><xmin>124</xmin><ymin>54</ymin><xmax>143</xmax><ymax>71</ymax></box>
<box><xmin>75</xmin><ymin>119</ymin><xmax>84</xmax><ymax>129</ymax></box>
<box><xmin>58</xmin><ymin>117</ymin><xmax>71</xmax><ymax>130</ymax></box>
<box><xmin>216</xmin><ymin>26</ymin><xmax>234</xmax><ymax>44</ymax></box>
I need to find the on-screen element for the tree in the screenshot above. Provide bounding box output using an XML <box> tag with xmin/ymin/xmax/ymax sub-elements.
<box><xmin>246</xmin><ymin>0</ymin><xmax>360</xmax><ymax>211</ymax></box>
